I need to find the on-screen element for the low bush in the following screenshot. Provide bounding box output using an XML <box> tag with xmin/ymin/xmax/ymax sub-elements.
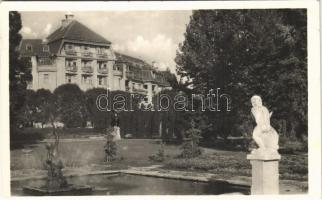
<box><xmin>149</xmin><ymin>143</ymin><xmax>169</xmax><ymax>162</ymax></box>
<box><xmin>279</xmin><ymin>136</ymin><xmax>308</xmax><ymax>154</ymax></box>
<box><xmin>10</xmin><ymin>128</ymin><xmax>45</xmax><ymax>149</ymax></box>
<box><xmin>179</xmin><ymin>141</ymin><xmax>203</xmax><ymax>158</ymax></box>
<box><xmin>164</xmin><ymin>151</ymin><xmax>308</xmax><ymax>181</ymax></box>
<box><xmin>178</xmin><ymin>120</ymin><xmax>203</xmax><ymax>158</ymax></box>
<box><xmin>104</xmin><ymin>134</ymin><xmax>117</xmax><ymax>162</ymax></box>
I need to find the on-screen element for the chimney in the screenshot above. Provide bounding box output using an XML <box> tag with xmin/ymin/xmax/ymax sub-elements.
<box><xmin>42</xmin><ymin>38</ymin><xmax>48</xmax><ymax>44</ymax></box>
<box><xmin>61</xmin><ymin>12</ymin><xmax>74</xmax><ymax>28</ymax></box>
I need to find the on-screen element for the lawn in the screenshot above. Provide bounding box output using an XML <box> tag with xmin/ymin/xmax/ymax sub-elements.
<box><xmin>10</xmin><ymin>138</ymin><xmax>180</xmax><ymax>170</ymax></box>
<box><xmin>10</xmin><ymin>138</ymin><xmax>307</xmax><ymax>182</ymax></box>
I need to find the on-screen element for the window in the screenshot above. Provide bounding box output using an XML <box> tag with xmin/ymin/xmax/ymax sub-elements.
<box><xmin>84</xmin><ymin>46</ymin><xmax>90</xmax><ymax>51</ymax></box>
<box><xmin>66</xmin><ymin>44</ymin><xmax>74</xmax><ymax>50</ymax></box>
<box><xmin>26</xmin><ymin>44</ymin><xmax>32</xmax><ymax>51</ymax></box>
<box><xmin>143</xmin><ymin>84</ymin><xmax>148</xmax><ymax>90</ymax></box>
<box><xmin>97</xmin><ymin>47</ymin><xmax>105</xmax><ymax>54</ymax></box>
<box><xmin>99</xmin><ymin>62</ymin><xmax>107</xmax><ymax>69</ymax></box>
<box><xmin>98</xmin><ymin>77</ymin><xmax>107</xmax><ymax>86</ymax></box>
<box><xmin>82</xmin><ymin>61</ymin><xmax>92</xmax><ymax>68</ymax></box>
<box><xmin>82</xmin><ymin>76</ymin><xmax>87</xmax><ymax>84</ymax></box>
<box><xmin>38</xmin><ymin>57</ymin><xmax>52</xmax><ymax>65</ymax></box>
<box><xmin>43</xmin><ymin>45</ymin><xmax>49</xmax><ymax>52</ymax></box>
<box><xmin>82</xmin><ymin>75</ymin><xmax>92</xmax><ymax>85</ymax></box>
<box><xmin>66</xmin><ymin>75</ymin><xmax>72</xmax><ymax>83</ymax></box>
<box><xmin>43</xmin><ymin>74</ymin><xmax>49</xmax><ymax>83</ymax></box>
<box><xmin>66</xmin><ymin>60</ymin><xmax>76</xmax><ymax>67</ymax></box>
<box><xmin>113</xmin><ymin>63</ymin><xmax>121</xmax><ymax>71</ymax></box>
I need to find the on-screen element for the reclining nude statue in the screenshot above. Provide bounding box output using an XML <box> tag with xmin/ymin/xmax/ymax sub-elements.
<box><xmin>250</xmin><ymin>95</ymin><xmax>279</xmax><ymax>156</ymax></box>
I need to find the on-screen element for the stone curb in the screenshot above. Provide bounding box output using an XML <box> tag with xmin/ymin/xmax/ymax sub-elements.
<box><xmin>11</xmin><ymin>167</ymin><xmax>308</xmax><ymax>193</ymax></box>
<box><xmin>121</xmin><ymin>169</ymin><xmax>250</xmax><ymax>187</ymax></box>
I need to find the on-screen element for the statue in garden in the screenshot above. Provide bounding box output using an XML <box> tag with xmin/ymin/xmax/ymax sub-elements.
<box><xmin>111</xmin><ymin>111</ymin><xmax>121</xmax><ymax>141</ymax></box>
<box><xmin>250</xmin><ymin>95</ymin><xmax>279</xmax><ymax>156</ymax></box>
<box><xmin>104</xmin><ymin>111</ymin><xmax>121</xmax><ymax>162</ymax></box>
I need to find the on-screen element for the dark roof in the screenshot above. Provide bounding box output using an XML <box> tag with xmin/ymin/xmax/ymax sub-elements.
<box><xmin>20</xmin><ymin>20</ymin><xmax>112</xmax><ymax>56</ymax></box>
<box><xmin>141</xmin><ymin>70</ymin><xmax>153</xmax><ymax>82</ymax></box>
<box><xmin>19</xmin><ymin>39</ymin><xmax>51</xmax><ymax>57</ymax></box>
<box><xmin>47</xmin><ymin>20</ymin><xmax>111</xmax><ymax>45</ymax></box>
<box><xmin>115</xmin><ymin>52</ymin><xmax>153</xmax><ymax>70</ymax></box>
<box><xmin>115</xmin><ymin>53</ymin><xmax>171</xmax><ymax>86</ymax></box>
<box><xmin>126</xmin><ymin>68</ymin><xmax>170</xmax><ymax>86</ymax></box>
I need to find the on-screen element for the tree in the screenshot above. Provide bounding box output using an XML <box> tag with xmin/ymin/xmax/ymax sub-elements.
<box><xmin>53</xmin><ymin>84</ymin><xmax>86</xmax><ymax>128</ymax></box>
<box><xmin>34</xmin><ymin>89</ymin><xmax>55</xmax><ymax>128</ymax></box>
<box><xmin>175</xmin><ymin>10</ymin><xmax>307</xmax><ymax>139</ymax></box>
<box><xmin>19</xmin><ymin>90</ymin><xmax>37</xmax><ymax>127</ymax></box>
<box><xmin>9</xmin><ymin>11</ymin><xmax>32</xmax><ymax>130</ymax></box>
<box><xmin>85</xmin><ymin>88</ymin><xmax>109</xmax><ymax>131</ymax></box>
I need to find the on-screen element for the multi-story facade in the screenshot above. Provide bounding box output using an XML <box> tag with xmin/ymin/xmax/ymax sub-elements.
<box><xmin>19</xmin><ymin>14</ymin><xmax>172</xmax><ymax>103</ymax></box>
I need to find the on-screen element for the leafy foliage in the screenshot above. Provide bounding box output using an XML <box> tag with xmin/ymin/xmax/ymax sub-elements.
<box><xmin>175</xmin><ymin>9</ymin><xmax>307</xmax><ymax>139</ymax></box>
<box><xmin>53</xmin><ymin>84</ymin><xmax>87</xmax><ymax>128</ymax></box>
<box><xmin>9</xmin><ymin>11</ymin><xmax>32</xmax><ymax>130</ymax></box>
<box><xmin>179</xmin><ymin>120</ymin><xmax>203</xmax><ymax>158</ymax></box>
<box><xmin>149</xmin><ymin>142</ymin><xmax>168</xmax><ymax>162</ymax></box>
<box><xmin>35</xmin><ymin>89</ymin><xmax>56</xmax><ymax>127</ymax></box>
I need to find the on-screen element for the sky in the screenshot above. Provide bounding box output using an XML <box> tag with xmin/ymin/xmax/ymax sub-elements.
<box><xmin>20</xmin><ymin>11</ymin><xmax>192</xmax><ymax>73</ymax></box>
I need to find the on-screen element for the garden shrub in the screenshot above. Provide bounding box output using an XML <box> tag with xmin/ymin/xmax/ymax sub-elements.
<box><xmin>10</xmin><ymin>128</ymin><xmax>45</xmax><ymax>149</ymax></box>
<box><xmin>179</xmin><ymin>120</ymin><xmax>203</xmax><ymax>158</ymax></box>
<box><xmin>149</xmin><ymin>142</ymin><xmax>168</xmax><ymax>162</ymax></box>
<box><xmin>104</xmin><ymin>134</ymin><xmax>117</xmax><ymax>162</ymax></box>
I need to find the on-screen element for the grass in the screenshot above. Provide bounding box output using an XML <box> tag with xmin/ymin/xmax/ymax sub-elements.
<box><xmin>10</xmin><ymin>139</ymin><xmax>180</xmax><ymax>170</ymax></box>
<box><xmin>164</xmin><ymin>151</ymin><xmax>308</xmax><ymax>181</ymax></box>
<box><xmin>11</xmin><ymin>137</ymin><xmax>307</xmax><ymax>182</ymax></box>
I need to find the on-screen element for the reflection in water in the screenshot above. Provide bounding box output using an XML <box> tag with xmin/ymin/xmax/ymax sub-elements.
<box><xmin>11</xmin><ymin>174</ymin><xmax>249</xmax><ymax>195</ymax></box>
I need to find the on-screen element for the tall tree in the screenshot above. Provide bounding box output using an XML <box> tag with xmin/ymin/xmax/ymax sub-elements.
<box><xmin>9</xmin><ymin>11</ymin><xmax>32</xmax><ymax>130</ymax></box>
<box><xmin>176</xmin><ymin>9</ymin><xmax>307</xmax><ymax>139</ymax></box>
<box><xmin>53</xmin><ymin>84</ymin><xmax>87</xmax><ymax>128</ymax></box>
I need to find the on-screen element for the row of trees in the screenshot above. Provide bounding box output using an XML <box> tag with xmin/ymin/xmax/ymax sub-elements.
<box><xmin>19</xmin><ymin>85</ymin><xmax>135</xmax><ymax>129</ymax></box>
<box><xmin>19</xmin><ymin>85</ymin><xmax>183</xmax><ymax>140</ymax></box>
<box><xmin>175</xmin><ymin>9</ymin><xmax>308</xmax><ymax>140</ymax></box>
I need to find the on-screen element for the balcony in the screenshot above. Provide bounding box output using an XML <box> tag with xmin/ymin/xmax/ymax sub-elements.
<box><xmin>65</xmin><ymin>49</ymin><xmax>77</xmax><ymax>56</ymax></box>
<box><xmin>113</xmin><ymin>70</ymin><xmax>122</xmax><ymax>76</ymax></box>
<box><xmin>98</xmin><ymin>68</ymin><xmax>108</xmax><ymax>74</ymax></box>
<box><xmin>38</xmin><ymin>57</ymin><xmax>54</xmax><ymax>65</ymax></box>
<box><xmin>65</xmin><ymin>65</ymin><xmax>78</xmax><ymax>73</ymax></box>
<box><xmin>38</xmin><ymin>65</ymin><xmax>57</xmax><ymax>72</ymax></box>
<box><xmin>97</xmin><ymin>53</ymin><xmax>108</xmax><ymax>59</ymax></box>
<box><xmin>82</xmin><ymin>51</ymin><xmax>93</xmax><ymax>58</ymax></box>
<box><xmin>82</xmin><ymin>66</ymin><xmax>93</xmax><ymax>73</ymax></box>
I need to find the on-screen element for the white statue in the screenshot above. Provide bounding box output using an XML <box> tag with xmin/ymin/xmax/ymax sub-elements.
<box><xmin>250</xmin><ymin>95</ymin><xmax>279</xmax><ymax>156</ymax></box>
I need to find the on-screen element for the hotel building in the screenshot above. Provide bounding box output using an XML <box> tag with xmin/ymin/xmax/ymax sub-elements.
<box><xmin>19</xmin><ymin>14</ymin><xmax>172</xmax><ymax>103</ymax></box>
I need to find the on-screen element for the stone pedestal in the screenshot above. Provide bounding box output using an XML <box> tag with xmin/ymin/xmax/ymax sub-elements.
<box><xmin>247</xmin><ymin>153</ymin><xmax>281</xmax><ymax>194</ymax></box>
